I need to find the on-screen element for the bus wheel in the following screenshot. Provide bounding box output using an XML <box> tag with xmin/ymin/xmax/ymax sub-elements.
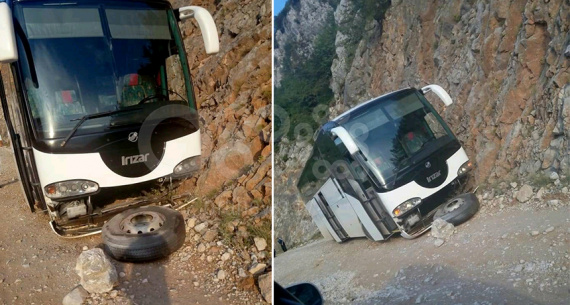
<box><xmin>102</xmin><ymin>206</ymin><xmax>185</xmax><ymax>262</ymax></box>
<box><xmin>433</xmin><ymin>193</ymin><xmax>479</xmax><ymax>226</ymax></box>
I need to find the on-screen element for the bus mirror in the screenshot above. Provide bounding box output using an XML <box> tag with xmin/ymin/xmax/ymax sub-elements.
<box><xmin>421</xmin><ymin>84</ymin><xmax>453</xmax><ymax>106</ymax></box>
<box><xmin>177</xmin><ymin>6</ymin><xmax>219</xmax><ymax>54</ymax></box>
<box><xmin>0</xmin><ymin>2</ymin><xmax>18</xmax><ymax>63</ymax></box>
<box><xmin>331</xmin><ymin>127</ymin><xmax>360</xmax><ymax>155</ymax></box>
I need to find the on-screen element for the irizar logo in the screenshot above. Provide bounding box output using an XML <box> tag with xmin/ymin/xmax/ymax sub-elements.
<box><xmin>426</xmin><ymin>170</ymin><xmax>441</xmax><ymax>183</ymax></box>
<box><xmin>121</xmin><ymin>153</ymin><xmax>149</xmax><ymax>166</ymax></box>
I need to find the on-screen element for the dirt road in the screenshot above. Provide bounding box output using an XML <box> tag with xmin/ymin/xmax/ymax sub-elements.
<box><xmin>0</xmin><ymin>147</ymin><xmax>264</xmax><ymax>304</ymax></box>
<box><xmin>275</xmin><ymin>199</ymin><xmax>570</xmax><ymax>304</ymax></box>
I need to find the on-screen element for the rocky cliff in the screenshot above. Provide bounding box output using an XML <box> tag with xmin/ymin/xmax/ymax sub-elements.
<box><xmin>275</xmin><ymin>0</ymin><xmax>569</xmax><ymax>247</ymax></box>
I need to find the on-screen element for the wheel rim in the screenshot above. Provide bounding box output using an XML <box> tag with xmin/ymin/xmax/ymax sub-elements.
<box><xmin>120</xmin><ymin>211</ymin><xmax>165</xmax><ymax>234</ymax></box>
<box><xmin>442</xmin><ymin>198</ymin><xmax>465</xmax><ymax>213</ymax></box>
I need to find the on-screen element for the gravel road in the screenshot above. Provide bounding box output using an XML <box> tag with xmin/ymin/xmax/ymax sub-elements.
<box><xmin>275</xmin><ymin>195</ymin><xmax>570</xmax><ymax>304</ymax></box>
<box><xmin>0</xmin><ymin>147</ymin><xmax>263</xmax><ymax>304</ymax></box>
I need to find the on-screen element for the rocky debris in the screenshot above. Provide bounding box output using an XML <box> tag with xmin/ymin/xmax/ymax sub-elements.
<box><xmin>258</xmin><ymin>272</ymin><xmax>272</xmax><ymax>303</ymax></box>
<box><xmin>217</xmin><ymin>270</ymin><xmax>227</xmax><ymax>280</ymax></box>
<box><xmin>63</xmin><ymin>285</ymin><xmax>89</xmax><ymax>305</ymax></box>
<box><xmin>515</xmin><ymin>185</ymin><xmax>534</xmax><ymax>203</ymax></box>
<box><xmin>194</xmin><ymin>222</ymin><xmax>208</xmax><ymax>234</ymax></box>
<box><xmin>254</xmin><ymin>237</ymin><xmax>267</xmax><ymax>251</ymax></box>
<box><xmin>83</xmin><ymin>289</ymin><xmax>133</xmax><ymax>305</ymax></box>
<box><xmin>564</xmin><ymin>45</ymin><xmax>570</xmax><ymax>58</ymax></box>
<box><xmin>202</xmin><ymin>229</ymin><xmax>218</xmax><ymax>242</ymax></box>
<box><xmin>186</xmin><ymin>217</ymin><xmax>197</xmax><ymax>229</ymax></box>
<box><xmin>248</xmin><ymin>263</ymin><xmax>267</xmax><ymax>276</ymax></box>
<box><xmin>75</xmin><ymin>248</ymin><xmax>118</xmax><ymax>294</ymax></box>
<box><xmin>434</xmin><ymin>239</ymin><xmax>445</xmax><ymax>247</ymax></box>
<box><xmin>431</xmin><ymin>218</ymin><xmax>455</xmax><ymax>240</ymax></box>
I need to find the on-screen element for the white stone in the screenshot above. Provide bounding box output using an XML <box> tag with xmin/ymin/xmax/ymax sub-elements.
<box><xmin>187</xmin><ymin>218</ymin><xmax>197</xmax><ymax>229</ymax></box>
<box><xmin>254</xmin><ymin>237</ymin><xmax>267</xmax><ymax>251</ymax></box>
<box><xmin>197</xmin><ymin>243</ymin><xmax>206</xmax><ymax>252</ymax></box>
<box><xmin>549</xmin><ymin>172</ymin><xmax>559</xmax><ymax>180</ymax></box>
<box><xmin>194</xmin><ymin>222</ymin><xmax>208</xmax><ymax>233</ymax></box>
<box><xmin>75</xmin><ymin>248</ymin><xmax>118</xmax><ymax>294</ymax></box>
<box><xmin>248</xmin><ymin>263</ymin><xmax>267</xmax><ymax>275</ymax></box>
<box><xmin>431</xmin><ymin>218</ymin><xmax>455</xmax><ymax>239</ymax></box>
<box><xmin>434</xmin><ymin>239</ymin><xmax>445</xmax><ymax>247</ymax></box>
<box><xmin>258</xmin><ymin>272</ymin><xmax>272</xmax><ymax>302</ymax></box>
<box><xmin>63</xmin><ymin>286</ymin><xmax>89</xmax><ymax>305</ymax></box>
<box><xmin>515</xmin><ymin>184</ymin><xmax>533</xmax><ymax>203</ymax></box>
<box><xmin>221</xmin><ymin>252</ymin><xmax>231</xmax><ymax>261</ymax></box>
<box><xmin>536</xmin><ymin>187</ymin><xmax>545</xmax><ymax>200</ymax></box>
<box><xmin>217</xmin><ymin>270</ymin><xmax>226</xmax><ymax>280</ymax></box>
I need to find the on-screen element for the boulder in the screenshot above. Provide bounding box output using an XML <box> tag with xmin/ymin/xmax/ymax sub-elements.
<box><xmin>75</xmin><ymin>248</ymin><xmax>118</xmax><ymax>294</ymax></box>
<box><xmin>431</xmin><ymin>218</ymin><xmax>455</xmax><ymax>239</ymax></box>
<box><xmin>515</xmin><ymin>184</ymin><xmax>533</xmax><ymax>202</ymax></box>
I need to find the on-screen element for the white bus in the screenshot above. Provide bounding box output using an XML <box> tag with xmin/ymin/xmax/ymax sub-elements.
<box><xmin>0</xmin><ymin>0</ymin><xmax>218</xmax><ymax>249</ymax></box>
<box><xmin>297</xmin><ymin>85</ymin><xmax>479</xmax><ymax>242</ymax></box>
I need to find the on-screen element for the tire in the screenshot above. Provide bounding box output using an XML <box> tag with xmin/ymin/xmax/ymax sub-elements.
<box><xmin>102</xmin><ymin>206</ymin><xmax>185</xmax><ymax>262</ymax></box>
<box><xmin>433</xmin><ymin>193</ymin><xmax>479</xmax><ymax>226</ymax></box>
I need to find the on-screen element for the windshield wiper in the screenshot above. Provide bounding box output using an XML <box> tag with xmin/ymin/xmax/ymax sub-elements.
<box><xmin>60</xmin><ymin>107</ymin><xmax>142</xmax><ymax>147</ymax></box>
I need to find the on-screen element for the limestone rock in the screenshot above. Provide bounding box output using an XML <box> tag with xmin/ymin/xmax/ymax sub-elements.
<box><xmin>248</xmin><ymin>263</ymin><xmax>266</xmax><ymax>276</ymax></box>
<box><xmin>258</xmin><ymin>272</ymin><xmax>272</xmax><ymax>303</ymax></box>
<box><xmin>515</xmin><ymin>184</ymin><xmax>534</xmax><ymax>203</ymax></box>
<box><xmin>63</xmin><ymin>285</ymin><xmax>89</xmax><ymax>305</ymax></box>
<box><xmin>431</xmin><ymin>218</ymin><xmax>455</xmax><ymax>240</ymax></box>
<box><xmin>75</xmin><ymin>248</ymin><xmax>118</xmax><ymax>294</ymax></box>
<box><xmin>254</xmin><ymin>237</ymin><xmax>267</xmax><ymax>251</ymax></box>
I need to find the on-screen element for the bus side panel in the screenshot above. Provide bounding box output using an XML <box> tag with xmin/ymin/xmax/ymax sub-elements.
<box><xmin>305</xmin><ymin>198</ymin><xmax>335</xmax><ymax>241</ymax></box>
<box><xmin>344</xmin><ymin>194</ymin><xmax>385</xmax><ymax>241</ymax></box>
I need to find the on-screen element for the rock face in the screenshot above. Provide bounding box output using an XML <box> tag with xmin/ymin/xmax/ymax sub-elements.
<box><xmin>75</xmin><ymin>248</ymin><xmax>118</xmax><ymax>294</ymax></box>
<box><xmin>169</xmin><ymin>0</ymin><xmax>272</xmax><ymax>201</ymax></box>
<box><xmin>274</xmin><ymin>0</ymin><xmax>337</xmax><ymax>87</ymax></box>
<box><xmin>275</xmin><ymin>0</ymin><xmax>569</xmax><ymax>246</ymax></box>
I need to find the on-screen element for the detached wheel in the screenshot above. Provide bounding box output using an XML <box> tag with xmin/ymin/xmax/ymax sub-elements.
<box><xmin>433</xmin><ymin>193</ymin><xmax>479</xmax><ymax>226</ymax></box>
<box><xmin>102</xmin><ymin>206</ymin><xmax>185</xmax><ymax>262</ymax></box>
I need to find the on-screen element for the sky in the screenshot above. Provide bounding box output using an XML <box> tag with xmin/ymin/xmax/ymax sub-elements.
<box><xmin>274</xmin><ymin>0</ymin><xmax>287</xmax><ymax>16</ymax></box>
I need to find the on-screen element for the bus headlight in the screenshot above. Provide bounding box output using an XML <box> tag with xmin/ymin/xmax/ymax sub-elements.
<box><xmin>45</xmin><ymin>180</ymin><xmax>98</xmax><ymax>199</ymax></box>
<box><xmin>457</xmin><ymin>161</ymin><xmax>473</xmax><ymax>176</ymax></box>
<box><xmin>393</xmin><ymin>197</ymin><xmax>421</xmax><ymax>217</ymax></box>
<box><xmin>173</xmin><ymin>156</ymin><xmax>201</xmax><ymax>177</ymax></box>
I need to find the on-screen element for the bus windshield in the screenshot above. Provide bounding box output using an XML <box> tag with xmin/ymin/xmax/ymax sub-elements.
<box><xmin>13</xmin><ymin>0</ymin><xmax>193</xmax><ymax>140</ymax></box>
<box><xmin>338</xmin><ymin>89</ymin><xmax>455</xmax><ymax>184</ymax></box>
